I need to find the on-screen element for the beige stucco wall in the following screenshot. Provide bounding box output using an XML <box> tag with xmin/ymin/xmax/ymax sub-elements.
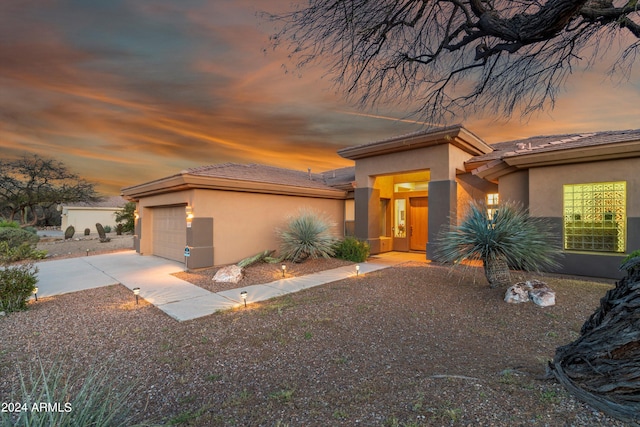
<box><xmin>456</xmin><ymin>173</ymin><xmax>497</xmax><ymax>221</ymax></box>
<box><xmin>498</xmin><ymin>170</ymin><xmax>529</xmax><ymax>207</ymax></box>
<box><xmin>355</xmin><ymin>144</ymin><xmax>472</xmax><ymax>187</ymax></box>
<box><xmin>528</xmin><ymin>158</ymin><xmax>640</xmax><ymax>218</ymax></box>
<box><xmin>61</xmin><ymin>207</ymin><xmax>120</xmax><ymax>232</ymax></box>
<box><xmin>136</xmin><ymin>189</ymin><xmax>345</xmax><ymax>266</ymax></box>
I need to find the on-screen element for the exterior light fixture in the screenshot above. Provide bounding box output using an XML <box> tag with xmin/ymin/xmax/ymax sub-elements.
<box><xmin>133</xmin><ymin>287</ymin><xmax>140</xmax><ymax>305</ymax></box>
<box><xmin>33</xmin><ymin>287</ymin><xmax>38</xmax><ymax>301</ymax></box>
<box><xmin>86</xmin><ymin>249</ymin><xmax>89</xmax><ymax>256</ymax></box>
<box><xmin>185</xmin><ymin>206</ymin><xmax>194</xmax><ymax>220</ymax></box>
<box><xmin>356</xmin><ymin>265</ymin><xmax>360</xmax><ymax>276</ymax></box>
<box><xmin>240</xmin><ymin>291</ymin><xmax>248</xmax><ymax>307</ymax></box>
<box><xmin>134</xmin><ymin>210</ymin><xmax>139</xmax><ymax>220</ymax></box>
<box><xmin>281</xmin><ymin>264</ymin><xmax>286</xmax><ymax>278</ymax></box>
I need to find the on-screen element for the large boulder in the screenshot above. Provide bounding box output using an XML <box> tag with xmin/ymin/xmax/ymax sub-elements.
<box><xmin>504</xmin><ymin>280</ymin><xmax>555</xmax><ymax>307</ymax></box>
<box><xmin>213</xmin><ymin>265</ymin><xmax>244</xmax><ymax>284</ymax></box>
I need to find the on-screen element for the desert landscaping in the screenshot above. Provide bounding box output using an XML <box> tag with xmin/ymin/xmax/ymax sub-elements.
<box><xmin>1</xmin><ymin>237</ymin><xmax>628</xmax><ymax>426</ymax></box>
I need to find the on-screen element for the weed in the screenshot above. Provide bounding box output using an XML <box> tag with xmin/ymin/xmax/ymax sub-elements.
<box><xmin>269</xmin><ymin>388</ymin><xmax>295</xmax><ymax>404</ymax></box>
<box><xmin>304</xmin><ymin>331</ymin><xmax>313</xmax><ymax>340</ymax></box>
<box><xmin>206</xmin><ymin>373</ymin><xmax>222</xmax><ymax>382</ymax></box>
<box><xmin>332</xmin><ymin>409</ymin><xmax>348</xmax><ymax>419</ymax></box>
<box><xmin>539</xmin><ymin>389</ymin><xmax>560</xmax><ymax>404</ymax></box>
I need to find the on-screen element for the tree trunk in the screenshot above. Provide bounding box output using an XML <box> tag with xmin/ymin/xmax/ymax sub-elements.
<box><xmin>548</xmin><ymin>258</ymin><xmax>640</xmax><ymax>425</ymax></box>
<box><xmin>483</xmin><ymin>255</ymin><xmax>511</xmax><ymax>288</ymax></box>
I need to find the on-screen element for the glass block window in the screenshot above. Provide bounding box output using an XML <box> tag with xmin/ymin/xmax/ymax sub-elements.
<box><xmin>563</xmin><ymin>182</ymin><xmax>626</xmax><ymax>252</ymax></box>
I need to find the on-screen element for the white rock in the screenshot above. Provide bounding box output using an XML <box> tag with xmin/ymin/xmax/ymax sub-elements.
<box><xmin>528</xmin><ymin>281</ymin><xmax>556</xmax><ymax>307</ymax></box>
<box><xmin>213</xmin><ymin>265</ymin><xmax>244</xmax><ymax>283</ymax></box>
<box><xmin>504</xmin><ymin>283</ymin><xmax>530</xmax><ymax>303</ymax></box>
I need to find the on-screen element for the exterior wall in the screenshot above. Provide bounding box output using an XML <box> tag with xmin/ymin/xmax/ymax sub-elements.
<box><xmin>61</xmin><ymin>207</ymin><xmax>121</xmax><ymax>233</ymax></box>
<box><xmin>498</xmin><ymin>170</ymin><xmax>529</xmax><ymax>207</ymax></box>
<box><xmin>136</xmin><ymin>189</ymin><xmax>345</xmax><ymax>266</ymax></box>
<box><xmin>528</xmin><ymin>158</ymin><xmax>640</xmax><ymax>279</ymax></box>
<box><xmin>456</xmin><ymin>173</ymin><xmax>498</xmax><ymax>220</ymax></box>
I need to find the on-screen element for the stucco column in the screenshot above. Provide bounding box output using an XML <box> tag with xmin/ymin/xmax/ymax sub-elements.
<box><xmin>427</xmin><ymin>180</ymin><xmax>457</xmax><ymax>259</ymax></box>
<box><xmin>354</xmin><ymin>187</ymin><xmax>381</xmax><ymax>253</ymax></box>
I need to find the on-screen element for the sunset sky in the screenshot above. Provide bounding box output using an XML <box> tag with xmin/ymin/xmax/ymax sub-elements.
<box><xmin>2</xmin><ymin>1</ymin><xmax>639</xmax><ymax>195</ymax></box>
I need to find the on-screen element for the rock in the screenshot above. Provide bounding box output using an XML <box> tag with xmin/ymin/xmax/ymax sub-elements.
<box><xmin>213</xmin><ymin>265</ymin><xmax>244</xmax><ymax>283</ymax></box>
<box><xmin>504</xmin><ymin>280</ymin><xmax>556</xmax><ymax>307</ymax></box>
<box><xmin>529</xmin><ymin>281</ymin><xmax>556</xmax><ymax>307</ymax></box>
<box><xmin>0</xmin><ymin>311</ymin><xmax>5</xmax><ymax>317</ymax></box>
<box><xmin>504</xmin><ymin>282</ymin><xmax>530</xmax><ymax>303</ymax></box>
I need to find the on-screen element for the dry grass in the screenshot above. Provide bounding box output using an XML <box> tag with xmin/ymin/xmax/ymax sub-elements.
<box><xmin>0</xmin><ymin>240</ymin><xmax>627</xmax><ymax>426</ymax></box>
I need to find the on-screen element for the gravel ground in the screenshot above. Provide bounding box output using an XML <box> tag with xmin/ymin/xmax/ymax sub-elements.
<box><xmin>0</xmin><ymin>238</ymin><xmax>628</xmax><ymax>426</ymax></box>
<box><xmin>36</xmin><ymin>233</ymin><xmax>134</xmax><ymax>259</ymax></box>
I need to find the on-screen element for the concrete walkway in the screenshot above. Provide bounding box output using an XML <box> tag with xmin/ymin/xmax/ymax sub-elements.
<box><xmin>35</xmin><ymin>251</ymin><xmax>424</xmax><ymax>322</ymax></box>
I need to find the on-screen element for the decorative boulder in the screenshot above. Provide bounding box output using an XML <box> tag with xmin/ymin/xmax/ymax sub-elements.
<box><xmin>505</xmin><ymin>282</ymin><xmax>531</xmax><ymax>304</ymax></box>
<box><xmin>528</xmin><ymin>281</ymin><xmax>556</xmax><ymax>307</ymax></box>
<box><xmin>213</xmin><ymin>265</ymin><xmax>244</xmax><ymax>284</ymax></box>
<box><xmin>504</xmin><ymin>280</ymin><xmax>556</xmax><ymax>307</ymax></box>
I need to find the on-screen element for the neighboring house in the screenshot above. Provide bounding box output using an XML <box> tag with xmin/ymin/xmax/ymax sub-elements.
<box><xmin>121</xmin><ymin>125</ymin><xmax>640</xmax><ymax>278</ymax></box>
<box><xmin>60</xmin><ymin>196</ymin><xmax>127</xmax><ymax>233</ymax></box>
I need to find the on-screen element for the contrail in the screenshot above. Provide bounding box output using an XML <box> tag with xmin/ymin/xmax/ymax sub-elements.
<box><xmin>338</xmin><ymin>110</ymin><xmax>441</xmax><ymax>127</ymax></box>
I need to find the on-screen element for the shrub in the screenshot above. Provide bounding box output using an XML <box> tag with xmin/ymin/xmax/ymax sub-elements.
<box><xmin>333</xmin><ymin>237</ymin><xmax>370</xmax><ymax>262</ymax></box>
<box><xmin>115</xmin><ymin>202</ymin><xmax>136</xmax><ymax>233</ymax></box>
<box><xmin>0</xmin><ymin>227</ymin><xmax>39</xmax><ymax>248</ymax></box>
<box><xmin>84</xmin><ymin>228</ymin><xmax>91</xmax><ymax>236</ymax></box>
<box><xmin>0</xmin><ymin>242</ymin><xmax>47</xmax><ymax>263</ymax></box>
<box><xmin>434</xmin><ymin>200</ymin><xmax>561</xmax><ymax>287</ymax></box>
<box><xmin>0</xmin><ymin>263</ymin><xmax>38</xmax><ymax>313</ymax></box>
<box><xmin>0</xmin><ymin>220</ymin><xmax>20</xmax><ymax>228</ymax></box>
<box><xmin>103</xmin><ymin>225</ymin><xmax>112</xmax><ymax>233</ymax></box>
<box><xmin>278</xmin><ymin>211</ymin><xmax>337</xmax><ymax>262</ymax></box>
<box><xmin>1</xmin><ymin>358</ymin><xmax>134</xmax><ymax>427</ymax></box>
<box><xmin>64</xmin><ymin>225</ymin><xmax>75</xmax><ymax>239</ymax></box>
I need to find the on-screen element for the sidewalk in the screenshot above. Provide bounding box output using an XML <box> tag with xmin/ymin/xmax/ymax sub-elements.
<box><xmin>35</xmin><ymin>251</ymin><xmax>423</xmax><ymax>322</ymax></box>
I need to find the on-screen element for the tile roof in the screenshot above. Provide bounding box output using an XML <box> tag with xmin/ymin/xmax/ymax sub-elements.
<box><xmin>65</xmin><ymin>195</ymin><xmax>127</xmax><ymax>208</ymax></box>
<box><xmin>470</xmin><ymin>129</ymin><xmax>640</xmax><ymax>164</ymax></box>
<box><xmin>184</xmin><ymin>163</ymin><xmax>346</xmax><ymax>191</ymax></box>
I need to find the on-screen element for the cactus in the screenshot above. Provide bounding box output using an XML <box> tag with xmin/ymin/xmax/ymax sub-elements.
<box><xmin>95</xmin><ymin>223</ymin><xmax>110</xmax><ymax>243</ymax></box>
<box><xmin>64</xmin><ymin>225</ymin><xmax>75</xmax><ymax>239</ymax></box>
<box><xmin>84</xmin><ymin>228</ymin><xmax>90</xmax><ymax>236</ymax></box>
<box><xmin>116</xmin><ymin>224</ymin><xmax>123</xmax><ymax>235</ymax></box>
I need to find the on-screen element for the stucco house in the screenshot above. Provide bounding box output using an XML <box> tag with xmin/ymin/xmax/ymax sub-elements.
<box><xmin>121</xmin><ymin>125</ymin><xmax>640</xmax><ymax>278</ymax></box>
<box><xmin>60</xmin><ymin>195</ymin><xmax>127</xmax><ymax>233</ymax></box>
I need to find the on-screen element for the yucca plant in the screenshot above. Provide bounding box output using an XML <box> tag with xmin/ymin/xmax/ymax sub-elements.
<box><xmin>434</xmin><ymin>200</ymin><xmax>561</xmax><ymax>287</ymax></box>
<box><xmin>278</xmin><ymin>210</ymin><xmax>337</xmax><ymax>262</ymax></box>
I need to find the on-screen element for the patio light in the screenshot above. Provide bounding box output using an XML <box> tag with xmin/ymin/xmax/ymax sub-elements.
<box><xmin>281</xmin><ymin>264</ymin><xmax>286</xmax><ymax>278</ymax></box>
<box><xmin>356</xmin><ymin>265</ymin><xmax>360</xmax><ymax>276</ymax></box>
<box><xmin>33</xmin><ymin>286</ymin><xmax>38</xmax><ymax>301</ymax></box>
<box><xmin>240</xmin><ymin>291</ymin><xmax>248</xmax><ymax>307</ymax></box>
<box><xmin>86</xmin><ymin>249</ymin><xmax>89</xmax><ymax>256</ymax></box>
<box><xmin>133</xmin><ymin>287</ymin><xmax>140</xmax><ymax>305</ymax></box>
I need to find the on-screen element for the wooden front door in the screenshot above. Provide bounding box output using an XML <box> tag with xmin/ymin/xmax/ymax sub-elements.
<box><xmin>409</xmin><ymin>197</ymin><xmax>428</xmax><ymax>251</ymax></box>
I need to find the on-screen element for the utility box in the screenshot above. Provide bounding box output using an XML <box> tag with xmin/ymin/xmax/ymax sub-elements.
<box><xmin>186</xmin><ymin>217</ymin><xmax>214</xmax><ymax>268</ymax></box>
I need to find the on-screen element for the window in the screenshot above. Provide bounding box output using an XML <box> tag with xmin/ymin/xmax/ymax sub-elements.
<box><xmin>486</xmin><ymin>193</ymin><xmax>499</xmax><ymax>220</ymax></box>
<box><xmin>563</xmin><ymin>182</ymin><xmax>626</xmax><ymax>253</ymax></box>
<box><xmin>380</xmin><ymin>198</ymin><xmax>390</xmax><ymax>236</ymax></box>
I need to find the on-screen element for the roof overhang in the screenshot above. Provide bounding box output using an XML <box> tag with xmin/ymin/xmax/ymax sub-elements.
<box><xmin>121</xmin><ymin>173</ymin><xmax>348</xmax><ymax>201</ymax></box>
<box><xmin>472</xmin><ymin>140</ymin><xmax>640</xmax><ymax>182</ymax></box>
<box><xmin>338</xmin><ymin>125</ymin><xmax>493</xmax><ymax>160</ymax></box>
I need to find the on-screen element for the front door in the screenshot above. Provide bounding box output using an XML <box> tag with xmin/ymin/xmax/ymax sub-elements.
<box><xmin>409</xmin><ymin>197</ymin><xmax>428</xmax><ymax>251</ymax></box>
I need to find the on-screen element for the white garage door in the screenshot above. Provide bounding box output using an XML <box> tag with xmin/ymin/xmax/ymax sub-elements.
<box><xmin>152</xmin><ymin>206</ymin><xmax>186</xmax><ymax>262</ymax></box>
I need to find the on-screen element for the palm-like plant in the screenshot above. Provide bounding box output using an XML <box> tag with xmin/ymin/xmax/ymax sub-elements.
<box><xmin>434</xmin><ymin>200</ymin><xmax>561</xmax><ymax>287</ymax></box>
<box><xmin>279</xmin><ymin>210</ymin><xmax>337</xmax><ymax>262</ymax></box>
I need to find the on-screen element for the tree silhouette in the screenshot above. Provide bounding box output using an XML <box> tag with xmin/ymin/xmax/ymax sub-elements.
<box><xmin>268</xmin><ymin>0</ymin><xmax>639</xmax><ymax>123</ymax></box>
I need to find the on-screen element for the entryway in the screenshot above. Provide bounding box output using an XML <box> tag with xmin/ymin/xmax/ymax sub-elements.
<box><xmin>409</xmin><ymin>197</ymin><xmax>428</xmax><ymax>251</ymax></box>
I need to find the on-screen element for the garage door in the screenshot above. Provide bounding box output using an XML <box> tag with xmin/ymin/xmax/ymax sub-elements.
<box><xmin>152</xmin><ymin>206</ymin><xmax>186</xmax><ymax>262</ymax></box>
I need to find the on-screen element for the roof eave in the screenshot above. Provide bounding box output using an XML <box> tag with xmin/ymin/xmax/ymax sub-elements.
<box><xmin>121</xmin><ymin>174</ymin><xmax>347</xmax><ymax>201</ymax></box>
<box><xmin>504</xmin><ymin>141</ymin><xmax>640</xmax><ymax>168</ymax></box>
<box><xmin>338</xmin><ymin>125</ymin><xmax>493</xmax><ymax>160</ymax></box>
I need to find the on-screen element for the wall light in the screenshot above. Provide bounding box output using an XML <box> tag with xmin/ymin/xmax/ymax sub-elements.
<box><xmin>355</xmin><ymin>265</ymin><xmax>360</xmax><ymax>276</ymax></box>
<box><xmin>33</xmin><ymin>287</ymin><xmax>38</xmax><ymax>301</ymax></box>
<box><xmin>281</xmin><ymin>264</ymin><xmax>287</xmax><ymax>278</ymax></box>
<box><xmin>133</xmin><ymin>287</ymin><xmax>140</xmax><ymax>305</ymax></box>
<box><xmin>185</xmin><ymin>206</ymin><xmax>194</xmax><ymax>221</ymax></box>
<box><xmin>240</xmin><ymin>291</ymin><xmax>248</xmax><ymax>307</ymax></box>
<box><xmin>134</xmin><ymin>210</ymin><xmax>139</xmax><ymax>220</ymax></box>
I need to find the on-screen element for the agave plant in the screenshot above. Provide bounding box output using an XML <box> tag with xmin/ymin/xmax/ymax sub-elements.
<box><xmin>278</xmin><ymin>210</ymin><xmax>337</xmax><ymax>262</ymax></box>
<box><xmin>434</xmin><ymin>200</ymin><xmax>561</xmax><ymax>287</ymax></box>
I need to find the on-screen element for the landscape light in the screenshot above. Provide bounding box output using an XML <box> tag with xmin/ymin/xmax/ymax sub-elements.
<box><xmin>281</xmin><ymin>264</ymin><xmax>286</xmax><ymax>278</ymax></box>
<box><xmin>133</xmin><ymin>287</ymin><xmax>140</xmax><ymax>305</ymax></box>
<box><xmin>240</xmin><ymin>291</ymin><xmax>248</xmax><ymax>307</ymax></box>
<box><xmin>33</xmin><ymin>287</ymin><xmax>38</xmax><ymax>301</ymax></box>
<box><xmin>356</xmin><ymin>265</ymin><xmax>360</xmax><ymax>276</ymax></box>
<box><xmin>86</xmin><ymin>249</ymin><xmax>89</xmax><ymax>256</ymax></box>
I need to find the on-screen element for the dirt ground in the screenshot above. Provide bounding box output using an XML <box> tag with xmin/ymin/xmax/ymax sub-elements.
<box><xmin>1</xmin><ymin>238</ymin><xmax>628</xmax><ymax>426</ymax></box>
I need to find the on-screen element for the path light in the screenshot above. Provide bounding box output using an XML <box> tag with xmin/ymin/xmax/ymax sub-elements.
<box><xmin>33</xmin><ymin>286</ymin><xmax>38</xmax><ymax>301</ymax></box>
<box><xmin>356</xmin><ymin>265</ymin><xmax>360</xmax><ymax>276</ymax></box>
<box><xmin>133</xmin><ymin>287</ymin><xmax>140</xmax><ymax>305</ymax></box>
<box><xmin>281</xmin><ymin>264</ymin><xmax>287</xmax><ymax>278</ymax></box>
<box><xmin>240</xmin><ymin>291</ymin><xmax>248</xmax><ymax>307</ymax></box>
<box><xmin>86</xmin><ymin>249</ymin><xmax>89</xmax><ymax>256</ymax></box>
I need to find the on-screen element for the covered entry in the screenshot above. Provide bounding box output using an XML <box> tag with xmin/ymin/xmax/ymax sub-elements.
<box><xmin>152</xmin><ymin>205</ymin><xmax>186</xmax><ymax>262</ymax></box>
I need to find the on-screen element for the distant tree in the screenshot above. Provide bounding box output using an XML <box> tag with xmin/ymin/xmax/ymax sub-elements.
<box><xmin>268</xmin><ymin>0</ymin><xmax>640</xmax><ymax>123</ymax></box>
<box><xmin>0</xmin><ymin>155</ymin><xmax>99</xmax><ymax>227</ymax></box>
<box><xmin>115</xmin><ymin>202</ymin><xmax>136</xmax><ymax>233</ymax></box>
